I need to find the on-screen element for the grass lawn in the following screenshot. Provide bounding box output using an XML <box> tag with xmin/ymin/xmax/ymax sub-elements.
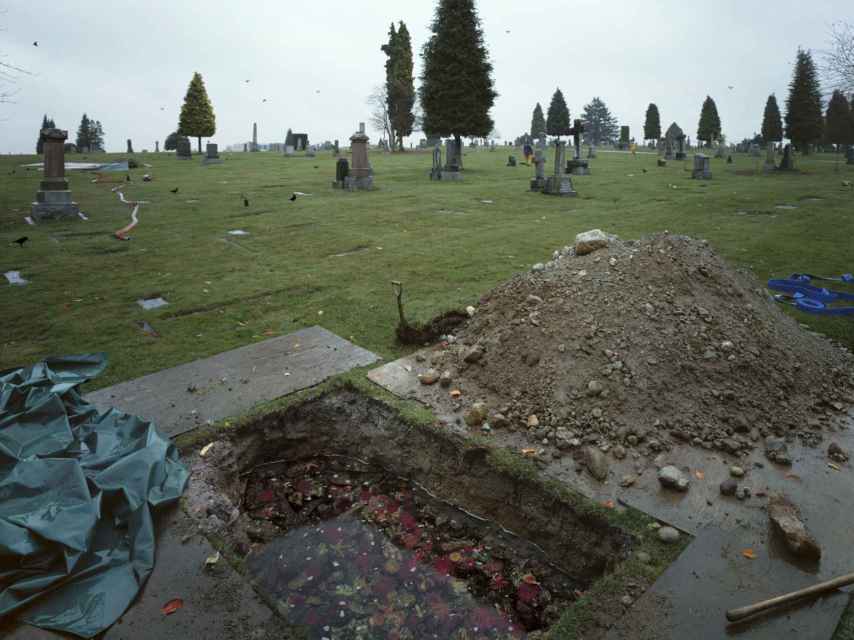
<box><xmin>1</xmin><ymin>147</ymin><xmax>853</xmax><ymax>388</ymax></box>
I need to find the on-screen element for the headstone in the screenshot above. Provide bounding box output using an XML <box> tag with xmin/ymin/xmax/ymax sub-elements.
<box><xmin>430</xmin><ymin>145</ymin><xmax>443</xmax><ymax>181</ymax></box>
<box><xmin>293</xmin><ymin>134</ymin><xmax>309</xmax><ymax>151</ymax></box>
<box><xmin>332</xmin><ymin>158</ymin><xmax>349</xmax><ymax>188</ymax></box>
<box><xmin>530</xmin><ymin>150</ymin><xmax>546</xmax><ymax>191</ymax></box>
<box><xmin>442</xmin><ymin>139</ymin><xmax>462</xmax><ymax>180</ymax></box>
<box><xmin>763</xmin><ymin>143</ymin><xmax>776</xmax><ymax>173</ymax></box>
<box><xmin>566</xmin><ymin>120</ymin><xmax>590</xmax><ymax>175</ymax></box>
<box><xmin>285</xmin><ymin>145</ymin><xmax>295</xmax><ymax>156</ymax></box>
<box><xmin>750</xmin><ymin>143</ymin><xmax>761</xmax><ymax>158</ymax></box>
<box><xmin>675</xmin><ymin>135</ymin><xmax>686</xmax><ymax>160</ymax></box>
<box><xmin>31</xmin><ymin>129</ymin><xmax>80</xmax><ymax>220</ymax></box>
<box><xmin>203</xmin><ymin>143</ymin><xmax>222</xmax><ymax>164</ymax></box>
<box><xmin>251</xmin><ymin>123</ymin><xmax>259</xmax><ymax>152</ymax></box>
<box><xmin>344</xmin><ymin>123</ymin><xmax>373</xmax><ymax>190</ymax></box>
<box><xmin>691</xmin><ymin>154</ymin><xmax>712</xmax><ymax>179</ymax></box>
<box><xmin>847</xmin><ymin>146</ymin><xmax>854</xmax><ymax>165</ymax></box>
<box><xmin>778</xmin><ymin>144</ymin><xmax>795</xmax><ymax>171</ymax></box>
<box><xmin>664</xmin><ymin>123</ymin><xmax>683</xmax><ymax>160</ymax></box>
<box><xmin>507</xmin><ymin>155</ymin><xmax>517</xmax><ymax>167</ymax></box>
<box><xmin>243</xmin><ymin>143</ymin><xmax>248</xmax><ymax>153</ymax></box>
<box><xmin>334</xmin><ymin>139</ymin><xmax>340</xmax><ymax>156</ymax></box>
<box><xmin>127</xmin><ymin>139</ymin><xmax>134</xmax><ymax>154</ymax></box>
<box><xmin>176</xmin><ymin>138</ymin><xmax>192</xmax><ymax>160</ymax></box>
<box><xmin>587</xmin><ymin>145</ymin><xmax>597</xmax><ymax>159</ymax></box>
<box><xmin>155</xmin><ymin>141</ymin><xmax>160</xmax><ymax>153</ymax></box>
<box><xmin>543</xmin><ymin>141</ymin><xmax>576</xmax><ymax>197</ymax></box>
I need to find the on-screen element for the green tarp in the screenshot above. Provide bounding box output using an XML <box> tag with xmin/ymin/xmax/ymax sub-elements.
<box><xmin>0</xmin><ymin>354</ymin><xmax>189</xmax><ymax>638</ymax></box>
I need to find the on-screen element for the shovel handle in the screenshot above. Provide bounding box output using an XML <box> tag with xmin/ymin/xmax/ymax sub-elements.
<box><xmin>726</xmin><ymin>572</ymin><xmax>854</xmax><ymax>622</ymax></box>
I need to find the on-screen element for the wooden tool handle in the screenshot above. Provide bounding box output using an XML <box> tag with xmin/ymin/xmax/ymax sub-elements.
<box><xmin>726</xmin><ymin>572</ymin><xmax>854</xmax><ymax>622</ymax></box>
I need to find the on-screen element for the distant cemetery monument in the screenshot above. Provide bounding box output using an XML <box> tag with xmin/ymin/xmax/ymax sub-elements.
<box><xmin>691</xmin><ymin>154</ymin><xmax>712</xmax><ymax>179</ymax></box>
<box><xmin>334</xmin><ymin>123</ymin><xmax>373</xmax><ymax>190</ymax></box>
<box><xmin>31</xmin><ymin>128</ymin><xmax>80</xmax><ymax>220</ymax></box>
<box><xmin>251</xmin><ymin>123</ymin><xmax>259</xmax><ymax>152</ymax></box>
<box><xmin>542</xmin><ymin>141</ymin><xmax>576</xmax><ymax>197</ymax></box>
<box><xmin>292</xmin><ymin>133</ymin><xmax>308</xmax><ymax>151</ymax></box>
<box><xmin>566</xmin><ymin>119</ymin><xmax>590</xmax><ymax>175</ymax></box>
<box><xmin>126</xmin><ymin>139</ymin><xmax>134</xmax><ymax>154</ymax></box>
<box><xmin>664</xmin><ymin>123</ymin><xmax>686</xmax><ymax>160</ymax></box>
<box><xmin>430</xmin><ymin>145</ymin><xmax>443</xmax><ymax>181</ymax></box>
<box><xmin>442</xmin><ymin>139</ymin><xmax>462</xmax><ymax>180</ymax></box>
<box><xmin>155</xmin><ymin>140</ymin><xmax>160</xmax><ymax>153</ymax></box>
<box><xmin>203</xmin><ymin>143</ymin><xmax>222</xmax><ymax>164</ymax></box>
<box><xmin>530</xmin><ymin>149</ymin><xmax>546</xmax><ymax>191</ymax></box>
<box><xmin>176</xmin><ymin>138</ymin><xmax>192</xmax><ymax>159</ymax></box>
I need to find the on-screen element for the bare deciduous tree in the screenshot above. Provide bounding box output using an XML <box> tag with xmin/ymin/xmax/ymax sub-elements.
<box><xmin>367</xmin><ymin>85</ymin><xmax>393</xmax><ymax>147</ymax></box>
<box><xmin>1</xmin><ymin>11</ymin><xmax>31</xmax><ymax>104</ymax></box>
<box><xmin>822</xmin><ymin>21</ymin><xmax>854</xmax><ymax>95</ymax></box>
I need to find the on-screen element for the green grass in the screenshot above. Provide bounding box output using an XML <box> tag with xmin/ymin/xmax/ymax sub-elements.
<box><xmin>2</xmin><ymin>149</ymin><xmax>853</xmax><ymax>385</ymax></box>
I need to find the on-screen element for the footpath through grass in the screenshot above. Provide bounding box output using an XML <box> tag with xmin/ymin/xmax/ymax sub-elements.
<box><xmin>1</xmin><ymin>148</ymin><xmax>853</xmax><ymax>387</ymax></box>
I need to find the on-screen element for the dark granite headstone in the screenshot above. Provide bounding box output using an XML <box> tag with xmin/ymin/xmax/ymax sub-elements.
<box><xmin>332</xmin><ymin>158</ymin><xmax>349</xmax><ymax>188</ymax></box>
<box><xmin>430</xmin><ymin>145</ymin><xmax>443</xmax><ymax>181</ymax></box>
<box><xmin>127</xmin><ymin>139</ymin><xmax>134</xmax><ymax>153</ymax></box>
<box><xmin>176</xmin><ymin>138</ymin><xmax>192</xmax><ymax>159</ymax></box>
<box><xmin>203</xmin><ymin>143</ymin><xmax>222</xmax><ymax>164</ymax></box>
<box><xmin>691</xmin><ymin>154</ymin><xmax>712</xmax><ymax>179</ymax></box>
<box><xmin>779</xmin><ymin>144</ymin><xmax>795</xmax><ymax>171</ymax></box>
<box><xmin>507</xmin><ymin>155</ymin><xmax>517</xmax><ymax>167</ymax></box>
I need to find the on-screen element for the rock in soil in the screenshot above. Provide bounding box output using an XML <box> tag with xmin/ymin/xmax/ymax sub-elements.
<box><xmin>419</xmin><ymin>369</ymin><xmax>440</xmax><ymax>385</ymax></box>
<box><xmin>575</xmin><ymin>229</ymin><xmax>610</xmax><ymax>256</ymax></box>
<box><xmin>658</xmin><ymin>465</ymin><xmax>690</xmax><ymax>492</ymax></box>
<box><xmin>720</xmin><ymin>479</ymin><xmax>738</xmax><ymax>496</ymax></box>
<box><xmin>765</xmin><ymin>437</ymin><xmax>793</xmax><ymax>465</ymax></box>
<box><xmin>464</xmin><ymin>402</ymin><xmax>488</xmax><ymax>427</ymax></box>
<box><xmin>730</xmin><ymin>466</ymin><xmax>745</xmax><ymax>478</ymax></box>
<box><xmin>768</xmin><ymin>495</ymin><xmax>822</xmax><ymax>560</ymax></box>
<box><xmin>441</xmin><ymin>233</ymin><xmax>853</xmax><ymax>461</ymax></box>
<box><xmin>585</xmin><ymin>446</ymin><xmax>610</xmax><ymax>482</ymax></box>
<box><xmin>658</xmin><ymin>526</ymin><xmax>681</xmax><ymax>543</ymax></box>
<box><xmin>828</xmin><ymin>442</ymin><xmax>849</xmax><ymax>463</ymax></box>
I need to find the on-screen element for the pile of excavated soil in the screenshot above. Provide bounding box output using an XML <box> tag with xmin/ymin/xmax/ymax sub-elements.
<box><xmin>440</xmin><ymin>232</ymin><xmax>854</xmax><ymax>459</ymax></box>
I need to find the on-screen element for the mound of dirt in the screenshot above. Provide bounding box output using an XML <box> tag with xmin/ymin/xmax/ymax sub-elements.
<box><xmin>442</xmin><ymin>232</ymin><xmax>853</xmax><ymax>458</ymax></box>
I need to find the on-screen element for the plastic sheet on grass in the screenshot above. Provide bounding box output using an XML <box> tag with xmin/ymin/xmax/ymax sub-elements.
<box><xmin>0</xmin><ymin>353</ymin><xmax>189</xmax><ymax>638</ymax></box>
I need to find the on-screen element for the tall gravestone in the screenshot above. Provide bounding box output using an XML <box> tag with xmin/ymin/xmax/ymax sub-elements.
<box><xmin>31</xmin><ymin>128</ymin><xmax>80</xmax><ymax>220</ymax></box>
<box><xmin>530</xmin><ymin>150</ymin><xmax>546</xmax><ymax>191</ymax></box>
<box><xmin>203</xmin><ymin>143</ymin><xmax>222</xmax><ymax>164</ymax></box>
<box><xmin>155</xmin><ymin>140</ymin><xmax>160</xmax><ymax>153</ymax></box>
<box><xmin>333</xmin><ymin>139</ymin><xmax>340</xmax><ymax>156</ymax></box>
<box><xmin>691</xmin><ymin>154</ymin><xmax>712</xmax><ymax>179</ymax></box>
<box><xmin>127</xmin><ymin>139</ymin><xmax>134</xmax><ymax>154</ymax></box>
<box><xmin>430</xmin><ymin>145</ymin><xmax>443</xmax><ymax>181</ymax></box>
<box><xmin>566</xmin><ymin>119</ymin><xmax>590</xmax><ymax>175</ymax></box>
<box><xmin>344</xmin><ymin>122</ymin><xmax>373</xmax><ymax>190</ymax></box>
<box><xmin>675</xmin><ymin>135</ymin><xmax>686</xmax><ymax>160</ymax></box>
<box><xmin>332</xmin><ymin>158</ymin><xmax>349</xmax><ymax>188</ymax></box>
<box><xmin>543</xmin><ymin>141</ymin><xmax>576</xmax><ymax>197</ymax></box>
<box><xmin>251</xmin><ymin>123</ymin><xmax>259</xmax><ymax>152</ymax></box>
<box><xmin>176</xmin><ymin>138</ymin><xmax>192</xmax><ymax>159</ymax></box>
<box><xmin>442</xmin><ymin>139</ymin><xmax>462</xmax><ymax>181</ymax></box>
<box><xmin>664</xmin><ymin>123</ymin><xmax>683</xmax><ymax>160</ymax></box>
<box><xmin>763</xmin><ymin>143</ymin><xmax>776</xmax><ymax>173</ymax></box>
<box><xmin>778</xmin><ymin>144</ymin><xmax>795</xmax><ymax>171</ymax></box>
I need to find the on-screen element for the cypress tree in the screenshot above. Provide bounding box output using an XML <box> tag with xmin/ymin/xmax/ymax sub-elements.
<box><xmin>784</xmin><ymin>49</ymin><xmax>824</xmax><ymax>154</ymax></box>
<box><xmin>76</xmin><ymin>113</ymin><xmax>91</xmax><ymax>150</ymax></box>
<box><xmin>420</xmin><ymin>0</ymin><xmax>497</xmax><ymax>155</ymax></box>
<box><xmin>530</xmin><ymin>102</ymin><xmax>546</xmax><ymax>140</ymax></box>
<box><xmin>382</xmin><ymin>21</ymin><xmax>416</xmax><ymax>151</ymax></box>
<box><xmin>178</xmin><ymin>72</ymin><xmax>216</xmax><ymax>152</ymax></box>
<box><xmin>36</xmin><ymin>114</ymin><xmax>49</xmax><ymax>153</ymax></box>
<box><xmin>761</xmin><ymin>94</ymin><xmax>783</xmax><ymax>144</ymax></box>
<box><xmin>697</xmin><ymin>96</ymin><xmax>722</xmax><ymax>146</ymax></box>
<box><xmin>581</xmin><ymin>97</ymin><xmax>619</xmax><ymax>145</ymax></box>
<box><xmin>825</xmin><ymin>90</ymin><xmax>854</xmax><ymax>152</ymax></box>
<box><xmin>546</xmin><ymin>88</ymin><xmax>570</xmax><ymax>139</ymax></box>
<box><xmin>643</xmin><ymin>103</ymin><xmax>661</xmax><ymax>143</ymax></box>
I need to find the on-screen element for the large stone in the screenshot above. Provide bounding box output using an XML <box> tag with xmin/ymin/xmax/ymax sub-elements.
<box><xmin>658</xmin><ymin>465</ymin><xmax>690</xmax><ymax>492</ymax></box>
<box><xmin>768</xmin><ymin>495</ymin><xmax>822</xmax><ymax>560</ymax></box>
<box><xmin>203</xmin><ymin>143</ymin><xmax>222</xmax><ymax>165</ymax></box>
<box><xmin>464</xmin><ymin>402</ymin><xmax>488</xmax><ymax>427</ymax></box>
<box><xmin>658</xmin><ymin>526</ymin><xmax>681</xmax><ymax>543</ymax></box>
<box><xmin>31</xmin><ymin>128</ymin><xmax>80</xmax><ymax>220</ymax></box>
<box><xmin>574</xmin><ymin>229</ymin><xmax>609</xmax><ymax>255</ymax></box>
<box><xmin>691</xmin><ymin>154</ymin><xmax>711</xmax><ymax>179</ymax></box>
<box><xmin>765</xmin><ymin>437</ymin><xmax>792</xmax><ymax>465</ymax></box>
<box><xmin>585</xmin><ymin>446</ymin><xmax>609</xmax><ymax>482</ymax></box>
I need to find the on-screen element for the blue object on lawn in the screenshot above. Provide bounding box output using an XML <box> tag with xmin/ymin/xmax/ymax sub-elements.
<box><xmin>789</xmin><ymin>272</ymin><xmax>854</xmax><ymax>284</ymax></box>
<box><xmin>767</xmin><ymin>279</ymin><xmax>854</xmax><ymax>303</ymax></box>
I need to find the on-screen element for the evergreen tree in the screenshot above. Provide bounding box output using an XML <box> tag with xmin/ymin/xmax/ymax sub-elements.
<box><xmin>761</xmin><ymin>94</ymin><xmax>783</xmax><ymax>144</ymax></box>
<box><xmin>697</xmin><ymin>96</ymin><xmax>722</xmax><ymax>146</ymax></box>
<box><xmin>285</xmin><ymin>128</ymin><xmax>294</xmax><ymax>147</ymax></box>
<box><xmin>420</xmin><ymin>0</ymin><xmax>497</xmax><ymax>156</ymax></box>
<box><xmin>643</xmin><ymin>103</ymin><xmax>661</xmax><ymax>143</ymax></box>
<box><xmin>178</xmin><ymin>71</ymin><xmax>216</xmax><ymax>152</ymax></box>
<box><xmin>382</xmin><ymin>21</ymin><xmax>416</xmax><ymax>151</ymax></box>
<box><xmin>546</xmin><ymin>88</ymin><xmax>570</xmax><ymax>139</ymax></box>
<box><xmin>164</xmin><ymin>131</ymin><xmax>189</xmax><ymax>151</ymax></box>
<box><xmin>88</xmin><ymin>120</ymin><xmax>105</xmax><ymax>152</ymax></box>
<box><xmin>581</xmin><ymin>97</ymin><xmax>619</xmax><ymax>145</ymax></box>
<box><xmin>76</xmin><ymin>113</ymin><xmax>91</xmax><ymax>150</ymax></box>
<box><xmin>784</xmin><ymin>49</ymin><xmax>824</xmax><ymax>154</ymax></box>
<box><xmin>36</xmin><ymin>114</ymin><xmax>50</xmax><ymax>153</ymax></box>
<box><xmin>824</xmin><ymin>90</ymin><xmax>854</xmax><ymax>151</ymax></box>
<box><xmin>530</xmin><ymin>102</ymin><xmax>546</xmax><ymax>140</ymax></box>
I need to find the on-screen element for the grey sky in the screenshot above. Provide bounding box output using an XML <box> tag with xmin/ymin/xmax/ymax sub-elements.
<box><xmin>0</xmin><ymin>0</ymin><xmax>846</xmax><ymax>153</ymax></box>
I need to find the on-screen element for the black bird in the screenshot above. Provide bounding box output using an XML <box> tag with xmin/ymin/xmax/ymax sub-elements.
<box><xmin>12</xmin><ymin>236</ymin><xmax>28</xmax><ymax>247</ymax></box>
<box><xmin>313</xmin><ymin>165</ymin><xmax>319</xmax><ymax>169</ymax></box>
<box><xmin>289</xmin><ymin>193</ymin><xmax>297</xmax><ymax>202</ymax></box>
<box><xmin>262</xmin><ymin>98</ymin><xmax>268</xmax><ymax>103</ymax></box>
<box><xmin>244</xmin><ymin>197</ymin><xmax>249</xmax><ymax>208</ymax></box>
<box><xmin>642</xmin><ymin>168</ymin><xmax>648</xmax><ymax>173</ymax></box>
<box><xmin>33</xmin><ymin>41</ymin><xmax>38</xmax><ymax>47</ymax></box>
<box><xmin>170</xmin><ymin>187</ymin><xmax>179</xmax><ymax>194</ymax></box>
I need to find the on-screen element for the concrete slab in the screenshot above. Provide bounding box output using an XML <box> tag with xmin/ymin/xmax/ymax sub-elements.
<box><xmin>88</xmin><ymin>326</ymin><xmax>380</xmax><ymax>437</ymax></box>
<box><xmin>369</xmin><ymin>350</ymin><xmax>854</xmax><ymax>639</ymax></box>
<box><xmin>606</xmin><ymin>526</ymin><xmax>850</xmax><ymax>640</ymax></box>
<box><xmin>0</xmin><ymin>508</ymin><xmax>280</xmax><ymax>640</ymax></box>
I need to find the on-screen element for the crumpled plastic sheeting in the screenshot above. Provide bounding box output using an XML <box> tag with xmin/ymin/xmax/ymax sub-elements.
<box><xmin>0</xmin><ymin>354</ymin><xmax>189</xmax><ymax>638</ymax></box>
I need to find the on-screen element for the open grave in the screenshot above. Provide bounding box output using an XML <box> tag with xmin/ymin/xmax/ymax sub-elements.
<box><xmin>185</xmin><ymin>390</ymin><xmax>648</xmax><ymax>639</ymax></box>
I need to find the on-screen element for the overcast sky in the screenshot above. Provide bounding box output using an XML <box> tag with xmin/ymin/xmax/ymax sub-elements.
<box><xmin>0</xmin><ymin>0</ymin><xmax>846</xmax><ymax>153</ymax></box>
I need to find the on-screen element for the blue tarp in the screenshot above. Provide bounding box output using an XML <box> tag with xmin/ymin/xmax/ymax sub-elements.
<box><xmin>0</xmin><ymin>354</ymin><xmax>189</xmax><ymax>638</ymax></box>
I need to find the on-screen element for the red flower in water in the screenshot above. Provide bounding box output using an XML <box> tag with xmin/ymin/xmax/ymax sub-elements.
<box><xmin>432</xmin><ymin>556</ymin><xmax>453</xmax><ymax>575</ymax></box>
<box><xmin>490</xmin><ymin>574</ymin><xmax>510</xmax><ymax>591</ymax></box>
<box><xmin>399</xmin><ymin>512</ymin><xmax>418</xmax><ymax>531</ymax></box>
<box><xmin>516</xmin><ymin>581</ymin><xmax>541</xmax><ymax>605</ymax></box>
